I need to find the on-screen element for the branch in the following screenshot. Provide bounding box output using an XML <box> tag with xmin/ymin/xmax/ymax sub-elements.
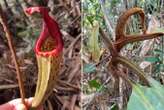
<box><xmin>115</xmin><ymin>56</ymin><xmax>150</xmax><ymax>86</ymax></box>
<box><xmin>114</xmin><ymin>32</ymin><xmax>164</xmax><ymax>51</ymax></box>
<box><xmin>0</xmin><ymin>4</ymin><xmax>26</xmax><ymax>106</ymax></box>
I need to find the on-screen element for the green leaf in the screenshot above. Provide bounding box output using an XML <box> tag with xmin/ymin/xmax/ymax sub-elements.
<box><xmin>97</xmin><ymin>85</ymin><xmax>106</xmax><ymax>92</ymax></box>
<box><xmin>83</xmin><ymin>64</ymin><xmax>96</xmax><ymax>73</ymax></box>
<box><xmin>154</xmin><ymin>49</ymin><xmax>163</xmax><ymax>55</ymax></box>
<box><xmin>154</xmin><ymin>64</ymin><xmax>161</xmax><ymax>73</ymax></box>
<box><xmin>88</xmin><ymin>79</ymin><xmax>101</xmax><ymax>89</ymax></box>
<box><xmin>111</xmin><ymin>104</ymin><xmax>118</xmax><ymax>110</ymax></box>
<box><xmin>127</xmin><ymin>78</ymin><xmax>164</xmax><ymax>110</ymax></box>
<box><xmin>88</xmin><ymin>22</ymin><xmax>101</xmax><ymax>62</ymax></box>
<box><xmin>144</xmin><ymin>57</ymin><xmax>159</xmax><ymax>63</ymax></box>
<box><xmin>159</xmin><ymin>64</ymin><xmax>164</xmax><ymax>71</ymax></box>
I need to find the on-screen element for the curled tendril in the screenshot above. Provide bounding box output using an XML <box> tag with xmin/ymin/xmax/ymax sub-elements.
<box><xmin>114</xmin><ymin>7</ymin><xmax>164</xmax><ymax>52</ymax></box>
<box><xmin>115</xmin><ymin>7</ymin><xmax>146</xmax><ymax>41</ymax></box>
<box><xmin>114</xmin><ymin>32</ymin><xmax>164</xmax><ymax>52</ymax></box>
<box><xmin>100</xmin><ymin>7</ymin><xmax>164</xmax><ymax>86</ymax></box>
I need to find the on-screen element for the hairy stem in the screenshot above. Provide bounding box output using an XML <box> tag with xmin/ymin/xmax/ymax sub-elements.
<box><xmin>115</xmin><ymin>7</ymin><xmax>146</xmax><ymax>40</ymax></box>
<box><xmin>115</xmin><ymin>32</ymin><xmax>164</xmax><ymax>51</ymax></box>
<box><xmin>115</xmin><ymin>56</ymin><xmax>150</xmax><ymax>86</ymax></box>
<box><xmin>0</xmin><ymin>4</ymin><xmax>26</xmax><ymax>105</ymax></box>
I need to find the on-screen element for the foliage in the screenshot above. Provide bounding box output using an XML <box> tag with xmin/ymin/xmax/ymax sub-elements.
<box><xmin>83</xmin><ymin>0</ymin><xmax>103</xmax><ymax>26</ymax></box>
<box><xmin>88</xmin><ymin>79</ymin><xmax>101</xmax><ymax>90</ymax></box>
<box><xmin>127</xmin><ymin>78</ymin><xmax>164</xmax><ymax>110</ymax></box>
<box><xmin>83</xmin><ymin>63</ymin><xmax>96</xmax><ymax>73</ymax></box>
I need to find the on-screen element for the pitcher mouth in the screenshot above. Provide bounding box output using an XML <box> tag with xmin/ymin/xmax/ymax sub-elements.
<box><xmin>25</xmin><ymin>7</ymin><xmax>63</xmax><ymax>57</ymax></box>
<box><xmin>34</xmin><ymin>22</ymin><xmax>63</xmax><ymax>57</ymax></box>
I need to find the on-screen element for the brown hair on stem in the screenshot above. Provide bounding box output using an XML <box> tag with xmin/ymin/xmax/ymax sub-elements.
<box><xmin>100</xmin><ymin>7</ymin><xmax>164</xmax><ymax>86</ymax></box>
<box><xmin>115</xmin><ymin>7</ymin><xmax>146</xmax><ymax>41</ymax></box>
<box><xmin>0</xmin><ymin>4</ymin><xmax>26</xmax><ymax>107</ymax></box>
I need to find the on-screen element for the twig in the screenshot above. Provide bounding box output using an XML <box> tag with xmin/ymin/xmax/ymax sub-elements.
<box><xmin>64</xmin><ymin>33</ymin><xmax>81</xmax><ymax>55</ymax></box>
<box><xmin>57</xmin><ymin>79</ymin><xmax>80</xmax><ymax>90</ymax></box>
<box><xmin>118</xmin><ymin>77</ymin><xmax>123</xmax><ymax>110</ymax></box>
<box><xmin>70</xmin><ymin>95</ymin><xmax>77</xmax><ymax>110</ymax></box>
<box><xmin>0</xmin><ymin>84</ymin><xmax>34</xmax><ymax>90</ymax></box>
<box><xmin>0</xmin><ymin>4</ymin><xmax>26</xmax><ymax>105</ymax></box>
<box><xmin>0</xmin><ymin>84</ymin><xmax>19</xmax><ymax>90</ymax></box>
